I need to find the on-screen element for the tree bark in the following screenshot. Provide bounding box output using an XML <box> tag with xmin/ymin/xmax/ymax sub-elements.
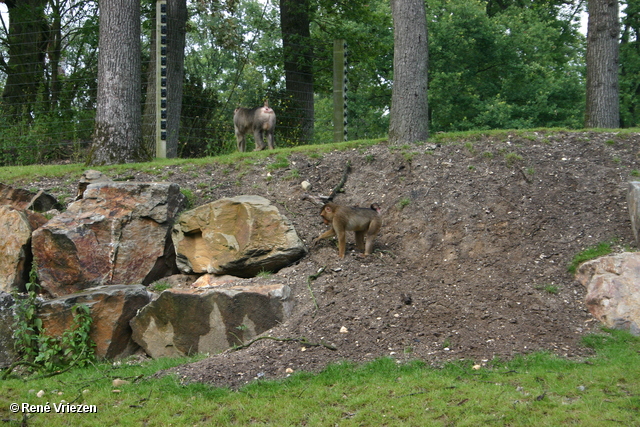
<box><xmin>389</xmin><ymin>0</ymin><xmax>429</xmax><ymax>145</ymax></box>
<box><xmin>89</xmin><ymin>0</ymin><xmax>144</xmax><ymax>165</ymax></box>
<box><xmin>280</xmin><ymin>0</ymin><xmax>314</xmax><ymax>144</ymax></box>
<box><xmin>585</xmin><ymin>0</ymin><xmax>620</xmax><ymax>128</ymax></box>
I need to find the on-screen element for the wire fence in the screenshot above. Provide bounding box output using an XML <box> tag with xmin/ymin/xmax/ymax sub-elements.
<box><xmin>0</xmin><ymin>3</ymin><xmax>390</xmax><ymax>166</ymax></box>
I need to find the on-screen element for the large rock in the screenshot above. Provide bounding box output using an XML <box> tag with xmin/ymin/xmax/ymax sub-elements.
<box><xmin>38</xmin><ymin>285</ymin><xmax>151</xmax><ymax>359</ymax></box>
<box><xmin>576</xmin><ymin>252</ymin><xmax>640</xmax><ymax>335</ymax></box>
<box><xmin>32</xmin><ymin>182</ymin><xmax>185</xmax><ymax>297</ymax></box>
<box><xmin>0</xmin><ymin>183</ymin><xmax>62</xmax><ymax>212</ymax></box>
<box><xmin>130</xmin><ymin>282</ymin><xmax>292</xmax><ymax>358</ymax></box>
<box><xmin>628</xmin><ymin>181</ymin><xmax>640</xmax><ymax>245</ymax></box>
<box><xmin>172</xmin><ymin>195</ymin><xmax>307</xmax><ymax>277</ymax></box>
<box><xmin>0</xmin><ymin>206</ymin><xmax>48</xmax><ymax>292</ymax></box>
<box><xmin>0</xmin><ymin>292</ymin><xmax>18</xmax><ymax>367</ymax></box>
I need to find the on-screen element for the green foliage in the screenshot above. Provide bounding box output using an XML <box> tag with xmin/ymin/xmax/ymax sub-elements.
<box><xmin>267</xmin><ymin>154</ymin><xmax>290</xmax><ymax>170</ymax></box>
<box><xmin>504</xmin><ymin>151</ymin><xmax>524</xmax><ymax>166</ymax></box>
<box><xmin>397</xmin><ymin>197</ymin><xmax>411</xmax><ymax>210</ymax></box>
<box><xmin>180</xmin><ymin>188</ymin><xmax>195</xmax><ymax>209</ymax></box>
<box><xmin>11</xmin><ymin>265</ymin><xmax>95</xmax><ymax>374</ymax></box>
<box><xmin>567</xmin><ymin>241</ymin><xmax>614</xmax><ymax>274</ymax></box>
<box><xmin>256</xmin><ymin>270</ymin><xmax>273</xmax><ymax>278</ymax></box>
<box><xmin>535</xmin><ymin>283</ymin><xmax>561</xmax><ymax>294</ymax></box>
<box><xmin>150</xmin><ymin>281</ymin><xmax>172</xmax><ymax>292</ymax></box>
<box><xmin>428</xmin><ymin>0</ymin><xmax>585</xmax><ymax>132</ymax></box>
<box><xmin>11</xmin><ymin>269</ymin><xmax>41</xmax><ymax>363</ymax></box>
<box><xmin>284</xmin><ymin>168</ymin><xmax>300</xmax><ymax>180</ymax></box>
<box><xmin>619</xmin><ymin>4</ymin><xmax>640</xmax><ymax>128</ymax></box>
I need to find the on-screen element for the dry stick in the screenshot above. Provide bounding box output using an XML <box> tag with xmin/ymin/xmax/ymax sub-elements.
<box><xmin>327</xmin><ymin>160</ymin><xmax>351</xmax><ymax>201</ymax></box>
<box><xmin>231</xmin><ymin>335</ymin><xmax>337</xmax><ymax>351</ymax></box>
<box><xmin>300</xmin><ymin>161</ymin><xmax>352</xmax><ymax>206</ymax></box>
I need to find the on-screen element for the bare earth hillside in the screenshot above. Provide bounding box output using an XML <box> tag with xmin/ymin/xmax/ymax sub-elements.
<box><xmin>17</xmin><ymin>130</ymin><xmax>640</xmax><ymax>388</ymax></box>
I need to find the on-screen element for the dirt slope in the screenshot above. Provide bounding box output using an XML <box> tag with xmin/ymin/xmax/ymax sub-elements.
<box><xmin>19</xmin><ymin>130</ymin><xmax>640</xmax><ymax>388</ymax></box>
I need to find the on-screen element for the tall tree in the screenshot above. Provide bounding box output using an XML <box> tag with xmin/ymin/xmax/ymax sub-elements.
<box><xmin>585</xmin><ymin>0</ymin><xmax>620</xmax><ymax>128</ymax></box>
<box><xmin>279</xmin><ymin>0</ymin><xmax>314</xmax><ymax>143</ymax></box>
<box><xmin>89</xmin><ymin>0</ymin><xmax>145</xmax><ymax>164</ymax></box>
<box><xmin>389</xmin><ymin>0</ymin><xmax>429</xmax><ymax>144</ymax></box>
<box><xmin>0</xmin><ymin>0</ymin><xmax>49</xmax><ymax>121</ymax></box>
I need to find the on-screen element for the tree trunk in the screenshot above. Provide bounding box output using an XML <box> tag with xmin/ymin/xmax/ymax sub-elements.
<box><xmin>142</xmin><ymin>0</ymin><xmax>187</xmax><ymax>158</ymax></box>
<box><xmin>585</xmin><ymin>0</ymin><xmax>620</xmax><ymax>128</ymax></box>
<box><xmin>90</xmin><ymin>0</ymin><xmax>144</xmax><ymax>165</ymax></box>
<box><xmin>389</xmin><ymin>0</ymin><xmax>429</xmax><ymax>145</ymax></box>
<box><xmin>1</xmin><ymin>0</ymin><xmax>49</xmax><ymax>121</ymax></box>
<box><xmin>279</xmin><ymin>0</ymin><xmax>314</xmax><ymax>144</ymax></box>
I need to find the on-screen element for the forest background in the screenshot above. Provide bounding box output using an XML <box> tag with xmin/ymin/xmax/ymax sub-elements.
<box><xmin>0</xmin><ymin>0</ymin><xmax>638</xmax><ymax>166</ymax></box>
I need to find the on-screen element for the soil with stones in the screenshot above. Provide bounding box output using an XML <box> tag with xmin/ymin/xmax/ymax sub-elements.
<box><xmin>17</xmin><ymin>130</ymin><xmax>640</xmax><ymax>389</ymax></box>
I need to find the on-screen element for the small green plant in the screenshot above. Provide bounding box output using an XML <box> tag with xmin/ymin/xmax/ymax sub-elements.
<box><xmin>285</xmin><ymin>168</ymin><xmax>300</xmax><ymax>180</ymax></box>
<box><xmin>482</xmin><ymin>151</ymin><xmax>494</xmax><ymax>159</ymax></box>
<box><xmin>504</xmin><ymin>152</ymin><xmax>523</xmax><ymax>166</ymax></box>
<box><xmin>535</xmin><ymin>283</ymin><xmax>560</xmax><ymax>294</ymax></box>
<box><xmin>631</xmin><ymin>169</ymin><xmax>640</xmax><ymax>177</ymax></box>
<box><xmin>11</xmin><ymin>265</ymin><xmax>95</xmax><ymax>375</ymax></box>
<box><xmin>464</xmin><ymin>142</ymin><xmax>476</xmax><ymax>155</ymax></box>
<box><xmin>151</xmin><ymin>281</ymin><xmax>172</xmax><ymax>292</ymax></box>
<box><xmin>605</xmin><ymin>139</ymin><xmax>616</xmax><ymax>145</ymax></box>
<box><xmin>397</xmin><ymin>198</ymin><xmax>411</xmax><ymax>210</ymax></box>
<box><xmin>567</xmin><ymin>241</ymin><xmax>614</xmax><ymax>274</ymax></box>
<box><xmin>267</xmin><ymin>154</ymin><xmax>289</xmax><ymax>171</ymax></box>
<box><xmin>11</xmin><ymin>267</ymin><xmax>41</xmax><ymax>363</ymax></box>
<box><xmin>402</xmin><ymin>151</ymin><xmax>415</xmax><ymax>162</ymax></box>
<box><xmin>256</xmin><ymin>270</ymin><xmax>273</xmax><ymax>278</ymax></box>
<box><xmin>34</xmin><ymin>304</ymin><xmax>95</xmax><ymax>372</ymax></box>
<box><xmin>365</xmin><ymin>154</ymin><xmax>375</xmax><ymax>163</ymax></box>
<box><xmin>181</xmin><ymin>188</ymin><xmax>195</xmax><ymax>209</ymax></box>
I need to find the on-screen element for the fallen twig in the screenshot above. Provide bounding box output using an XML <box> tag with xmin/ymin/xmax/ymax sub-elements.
<box><xmin>232</xmin><ymin>336</ymin><xmax>337</xmax><ymax>351</ymax></box>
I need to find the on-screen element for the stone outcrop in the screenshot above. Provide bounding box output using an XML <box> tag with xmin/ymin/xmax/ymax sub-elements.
<box><xmin>38</xmin><ymin>285</ymin><xmax>151</xmax><ymax>359</ymax></box>
<box><xmin>576</xmin><ymin>252</ymin><xmax>640</xmax><ymax>335</ymax></box>
<box><xmin>172</xmin><ymin>195</ymin><xmax>307</xmax><ymax>278</ymax></box>
<box><xmin>0</xmin><ymin>206</ymin><xmax>48</xmax><ymax>292</ymax></box>
<box><xmin>0</xmin><ymin>292</ymin><xmax>17</xmax><ymax>367</ymax></box>
<box><xmin>130</xmin><ymin>282</ymin><xmax>292</xmax><ymax>358</ymax></box>
<box><xmin>32</xmin><ymin>182</ymin><xmax>185</xmax><ymax>297</ymax></box>
<box><xmin>75</xmin><ymin>169</ymin><xmax>112</xmax><ymax>200</ymax></box>
<box><xmin>0</xmin><ymin>182</ymin><xmax>62</xmax><ymax>212</ymax></box>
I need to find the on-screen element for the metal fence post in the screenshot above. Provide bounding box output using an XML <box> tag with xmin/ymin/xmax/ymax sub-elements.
<box><xmin>156</xmin><ymin>0</ymin><xmax>168</xmax><ymax>158</ymax></box>
<box><xmin>333</xmin><ymin>39</ymin><xmax>348</xmax><ymax>142</ymax></box>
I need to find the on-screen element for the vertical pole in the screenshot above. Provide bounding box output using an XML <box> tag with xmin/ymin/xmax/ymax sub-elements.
<box><xmin>155</xmin><ymin>0</ymin><xmax>168</xmax><ymax>158</ymax></box>
<box><xmin>333</xmin><ymin>39</ymin><xmax>348</xmax><ymax>142</ymax></box>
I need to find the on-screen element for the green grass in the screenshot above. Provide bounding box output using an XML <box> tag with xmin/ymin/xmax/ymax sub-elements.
<box><xmin>0</xmin><ymin>138</ymin><xmax>384</xmax><ymax>184</ymax></box>
<box><xmin>2</xmin><ymin>329</ymin><xmax>639</xmax><ymax>426</ymax></box>
<box><xmin>567</xmin><ymin>241</ymin><xmax>615</xmax><ymax>274</ymax></box>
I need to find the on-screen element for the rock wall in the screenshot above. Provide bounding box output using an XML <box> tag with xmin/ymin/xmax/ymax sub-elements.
<box><xmin>0</xmin><ymin>180</ymin><xmax>305</xmax><ymax>361</ymax></box>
